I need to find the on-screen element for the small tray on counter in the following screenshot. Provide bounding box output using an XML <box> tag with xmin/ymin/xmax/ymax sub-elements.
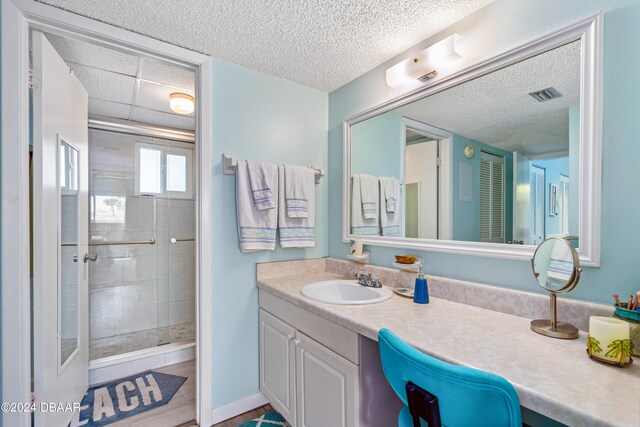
<box><xmin>393</xmin><ymin>287</ymin><xmax>414</xmax><ymax>298</ymax></box>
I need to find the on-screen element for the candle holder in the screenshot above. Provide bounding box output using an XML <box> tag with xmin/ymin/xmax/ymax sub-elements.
<box><xmin>587</xmin><ymin>316</ymin><xmax>634</xmax><ymax>367</ymax></box>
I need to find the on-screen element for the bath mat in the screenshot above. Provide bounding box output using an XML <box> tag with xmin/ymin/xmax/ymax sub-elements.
<box><xmin>238</xmin><ymin>411</ymin><xmax>290</xmax><ymax>426</ymax></box>
<box><xmin>68</xmin><ymin>370</ymin><xmax>187</xmax><ymax>427</ymax></box>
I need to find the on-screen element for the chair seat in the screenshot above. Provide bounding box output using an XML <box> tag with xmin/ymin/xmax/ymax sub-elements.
<box><xmin>378</xmin><ymin>328</ymin><xmax>522</xmax><ymax>427</ymax></box>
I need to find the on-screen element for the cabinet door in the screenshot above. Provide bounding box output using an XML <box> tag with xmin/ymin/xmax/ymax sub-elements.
<box><xmin>260</xmin><ymin>309</ymin><xmax>296</xmax><ymax>425</ymax></box>
<box><xmin>295</xmin><ymin>332</ymin><xmax>359</xmax><ymax>427</ymax></box>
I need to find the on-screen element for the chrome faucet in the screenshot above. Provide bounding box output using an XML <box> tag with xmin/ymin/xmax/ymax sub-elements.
<box><xmin>356</xmin><ymin>271</ymin><xmax>382</xmax><ymax>288</ymax></box>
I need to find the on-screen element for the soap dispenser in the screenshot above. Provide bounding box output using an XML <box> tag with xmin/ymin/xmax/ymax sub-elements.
<box><xmin>413</xmin><ymin>265</ymin><xmax>429</xmax><ymax>304</ymax></box>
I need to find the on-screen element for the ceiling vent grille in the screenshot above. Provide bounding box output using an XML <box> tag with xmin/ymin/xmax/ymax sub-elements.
<box><xmin>529</xmin><ymin>87</ymin><xmax>562</xmax><ymax>102</ymax></box>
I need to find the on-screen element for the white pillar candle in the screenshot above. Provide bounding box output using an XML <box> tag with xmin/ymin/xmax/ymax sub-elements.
<box><xmin>588</xmin><ymin>316</ymin><xmax>631</xmax><ymax>365</ymax></box>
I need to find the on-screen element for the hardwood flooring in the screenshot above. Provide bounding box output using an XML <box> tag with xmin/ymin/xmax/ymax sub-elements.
<box><xmin>211</xmin><ymin>404</ymin><xmax>276</xmax><ymax>427</ymax></box>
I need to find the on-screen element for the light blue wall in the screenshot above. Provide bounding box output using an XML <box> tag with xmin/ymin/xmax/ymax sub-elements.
<box><xmin>532</xmin><ymin>157</ymin><xmax>569</xmax><ymax>237</ymax></box>
<box><xmin>351</xmin><ymin>112</ymin><xmax>403</xmax><ymax>178</ymax></box>
<box><xmin>0</xmin><ymin>5</ymin><xmax>3</xmax><ymax>419</ymax></box>
<box><xmin>452</xmin><ymin>134</ymin><xmax>513</xmax><ymax>242</ymax></box>
<box><xmin>211</xmin><ymin>59</ymin><xmax>328</xmax><ymax>407</ymax></box>
<box><xmin>328</xmin><ymin>0</ymin><xmax>640</xmax><ymax>304</ymax></box>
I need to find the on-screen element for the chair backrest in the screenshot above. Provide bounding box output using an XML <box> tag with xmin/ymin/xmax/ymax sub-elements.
<box><xmin>378</xmin><ymin>328</ymin><xmax>522</xmax><ymax>427</ymax></box>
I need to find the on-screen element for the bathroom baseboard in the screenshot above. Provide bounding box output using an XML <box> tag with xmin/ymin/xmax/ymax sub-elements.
<box><xmin>211</xmin><ymin>392</ymin><xmax>269</xmax><ymax>424</ymax></box>
<box><xmin>89</xmin><ymin>342</ymin><xmax>195</xmax><ymax>385</ymax></box>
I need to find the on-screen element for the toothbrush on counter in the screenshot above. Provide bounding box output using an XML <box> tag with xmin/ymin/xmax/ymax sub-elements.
<box><xmin>613</xmin><ymin>293</ymin><xmax>622</xmax><ymax>307</ymax></box>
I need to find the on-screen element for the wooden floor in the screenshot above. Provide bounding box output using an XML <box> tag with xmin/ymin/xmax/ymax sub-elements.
<box><xmin>108</xmin><ymin>360</ymin><xmax>196</xmax><ymax>427</ymax></box>
<box><xmin>211</xmin><ymin>404</ymin><xmax>275</xmax><ymax>427</ymax></box>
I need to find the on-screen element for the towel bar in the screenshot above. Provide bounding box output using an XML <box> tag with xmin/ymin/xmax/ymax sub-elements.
<box><xmin>222</xmin><ymin>153</ymin><xmax>324</xmax><ymax>184</ymax></box>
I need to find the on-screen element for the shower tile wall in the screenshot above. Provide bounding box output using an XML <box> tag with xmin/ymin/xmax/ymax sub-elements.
<box><xmin>88</xmin><ymin>128</ymin><xmax>195</xmax><ymax>360</ymax></box>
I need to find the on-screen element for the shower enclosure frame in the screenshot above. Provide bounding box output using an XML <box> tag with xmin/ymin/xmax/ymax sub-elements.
<box><xmin>1</xmin><ymin>1</ymin><xmax>213</xmax><ymax>426</ymax></box>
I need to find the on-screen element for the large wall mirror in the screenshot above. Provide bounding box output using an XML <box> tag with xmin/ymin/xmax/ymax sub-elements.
<box><xmin>343</xmin><ymin>15</ymin><xmax>602</xmax><ymax>265</ymax></box>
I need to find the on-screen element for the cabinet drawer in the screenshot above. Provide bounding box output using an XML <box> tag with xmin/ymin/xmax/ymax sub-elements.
<box><xmin>259</xmin><ymin>290</ymin><xmax>360</xmax><ymax>365</ymax></box>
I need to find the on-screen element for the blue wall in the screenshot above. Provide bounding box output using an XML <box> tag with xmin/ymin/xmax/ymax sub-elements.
<box><xmin>351</xmin><ymin>112</ymin><xmax>403</xmax><ymax>178</ymax></box>
<box><xmin>211</xmin><ymin>59</ymin><xmax>328</xmax><ymax>407</ymax></box>
<box><xmin>452</xmin><ymin>134</ymin><xmax>513</xmax><ymax>242</ymax></box>
<box><xmin>328</xmin><ymin>0</ymin><xmax>640</xmax><ymax>304</ymax></box>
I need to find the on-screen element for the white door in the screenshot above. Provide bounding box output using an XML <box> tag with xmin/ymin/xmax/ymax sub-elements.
<box><xmin>32</xmin><ymin>30</ymin><xmax>90</xmax><ymax>427</ymax></box>
<box><xmin>480</xmin><ymin>152</ymin><xmax>505</xmax><ymax>244</ymax></box>
<box><xmin>512</xmin><ymin>152</ymin><xmax>531</xmax><ymax>243</ymax></box>
<box><xmin>260</xmin><ymin>310</ymin><xmax>296</xmax><ymax>425</ymax></box>
<box><xmin>530</xmin><ymin>165</ymin><xmax>546</xmax><ymax>245</ymax></box>
<box><xmin>405</xmin><ymin>140</ymin><xmax>438</xmax><ymax>239</ymax></box>
<box><xmin>295</xmin><ymin>332</ymin><xmax>358</xmax><ymax>427</ymax></box>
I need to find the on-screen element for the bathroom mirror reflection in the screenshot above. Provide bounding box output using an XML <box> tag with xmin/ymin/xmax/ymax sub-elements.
<box><xmin>59</xmin><ymin>138</ymin><xmax>80</xmax><ymax>368</ymax></box>
<box><xmin>348</xmin><ymin>40</ymin><xmax>581</xmax><ymax>247</ymax></box>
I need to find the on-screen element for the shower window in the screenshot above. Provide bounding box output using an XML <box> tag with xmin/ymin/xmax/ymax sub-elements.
<box><xmin>134</xmin><ymin>141</ymin><xmax>193</xmax><ymax>199</ymax></box>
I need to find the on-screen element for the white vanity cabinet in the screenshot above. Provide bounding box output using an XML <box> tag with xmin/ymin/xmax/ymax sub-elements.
<box><xmin>259</xmin><ymin>292</ymin><xmax>360</xmax><ymax>427</ymax></box>
<box><xmin>259</xmin><ymin>309</ymin><xmax>297</xmax><ymax>423</ymax></box>
<box><xmin>295</xmin><ymin>332</ymin><xmax>358</xmax><ymax>427</ymax></box>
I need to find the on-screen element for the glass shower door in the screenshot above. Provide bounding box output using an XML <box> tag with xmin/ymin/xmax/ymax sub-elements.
<box><xmin>156</xmin><ymin>141</ymin><xmax>196</xmax><ymax>347</ymax></box>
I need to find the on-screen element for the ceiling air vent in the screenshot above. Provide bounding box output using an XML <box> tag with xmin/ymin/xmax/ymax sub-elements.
<box><xmin>529</xmin><ymin>87</ymin><xmax>562</xmax><ymax>102</ymax></box>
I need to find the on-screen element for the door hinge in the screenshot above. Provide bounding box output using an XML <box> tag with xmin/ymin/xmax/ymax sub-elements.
<box><xmin>27</xmin><ymin>69</ymin><xmax>40</xmax><ymax>89</ymax></box>
<box><xmin>436</xmin><ymin>156</ymin><xmax>442</xmax><ymax>167</ymax></box>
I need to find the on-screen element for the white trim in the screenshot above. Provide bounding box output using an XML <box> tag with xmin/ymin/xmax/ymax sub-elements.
<box><xmin>211</xmin><ymin>392</ymin><xmax>270</xmax><ymax>425</ymax></box>
<box><xmin>196</xmin><ymin>56</ymin><xmax>214</xmax><ymax>427</ymax></box>
<box><xmin>2</xmin><ymin>1</ymin><xmax>214</xmax><ymax>426</ymax></box>
<box><xmin>89</xmin><ymin>343</ymin><xmax>195</xmax><ymax>385</ymax></box>
<box><xmin>342</xmin><ymin>13</ymin><xmax>602</xmax><ymax>267</ymax></box>
<box><xmin>1</xmin><ymin>2</ymin><xmax>32</xmax><ymax>426</ymax></box>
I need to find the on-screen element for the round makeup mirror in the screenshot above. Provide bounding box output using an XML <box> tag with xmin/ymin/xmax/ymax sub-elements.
<box><xmin>530</xmin><ymin>237</ymin><xmax>582</xmax><ymax>339</ymax></box>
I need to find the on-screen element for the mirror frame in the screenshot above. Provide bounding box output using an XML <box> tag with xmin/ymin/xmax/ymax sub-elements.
<box><xmin>342</xmin><ymin>13</ymin><xmax>602</xmax><ymax>266</ymax></box>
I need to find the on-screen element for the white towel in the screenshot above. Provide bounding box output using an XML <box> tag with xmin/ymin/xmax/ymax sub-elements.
<box><xmin>284</xmin><ymin>165</ymin><xmax>315</xmax><ymax>218</ymax></box>
<box><xmin>236</xmin><ymin>160</ymin><xmax>278</xmax><ymax>252</ymax></box>
<box><xmin>379</xmin><ymin>177</ymin><xmax>399</xmax><ymax>213</ymax></box>
<box><xmin>246</xmin><ymin>160</ymin><xmax>277</xmax><ymax>210</ymax></box>
<box><xmin>547</xmin><ymin>240</ymin><xmax>574</xmax><ymax>283</ymax></box>
<box><xmin>380</xmin><ymin>179</ymin><xmax>400</xmax><ymax>236</ymax></box>
<box><xmin>359</xmin><ymin>174</ymin><xmax>379</xmax><ymax>220</ymax></box>
<box><xmin>351</xmin><ymin>175</ymin><xmax>380</xmax><ymax>236</ymax></box>
<box><xmin>278</xmin><ymin>165</ymin><xmax>315</xmax><ymax>247</ymax></box>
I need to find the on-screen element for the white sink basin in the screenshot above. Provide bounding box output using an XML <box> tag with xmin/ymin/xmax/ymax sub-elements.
<box><xmin>300</xmin><ymin>280</ymin><xmax>393</xmax><ymax>305</ymax></box>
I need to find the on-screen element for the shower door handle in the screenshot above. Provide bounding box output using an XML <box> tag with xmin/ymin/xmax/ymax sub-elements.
<box><xmin>83</xmin><ymin>253</ymin><xmax>98</xmax><ymax>263</ymax></box>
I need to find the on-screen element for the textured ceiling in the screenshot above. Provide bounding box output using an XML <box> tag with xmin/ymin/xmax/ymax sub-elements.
<box><xmin>37</xmin><ymin>0</ymin><xmax>494</xmax><ymax>92</ymax></box>
<box><xmin>45</xmin><ymin>33</ymin><xmax>196</xmax><ymax>130</ymax></box>
<box><xmin>394</xmin><ymin>40</ymin><xmax>581</xmax><ymax>157</ymax></box>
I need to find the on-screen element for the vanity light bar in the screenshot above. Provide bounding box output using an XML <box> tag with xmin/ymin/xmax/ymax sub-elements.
<box><xmin>386</xmin><ymin>34</ymin><xmax>462</xmax><ymax>89</ymax></box>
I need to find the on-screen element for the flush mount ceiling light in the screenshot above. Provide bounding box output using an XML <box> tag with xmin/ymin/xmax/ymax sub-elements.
<box><xmin>169</xmin><ymin>93</ymin><xmax>195</xmax><ymax>115</ymax></box>
<box><xmin>386</xmin><ymin>34</ymin><xmax>463</xmax><ymax>89</ymax></box>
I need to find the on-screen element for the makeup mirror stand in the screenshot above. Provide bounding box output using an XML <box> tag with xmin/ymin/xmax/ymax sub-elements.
<box><xmin>530</xmin><ymin>237</ymin><xmax>582</xmax><ymax>339</ymax></box>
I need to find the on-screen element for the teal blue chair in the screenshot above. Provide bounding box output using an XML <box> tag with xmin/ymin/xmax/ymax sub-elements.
<box><xmin>378</xmin><ymin>328</ymin><xmax>522</xmax><ymax>427</ymax></box>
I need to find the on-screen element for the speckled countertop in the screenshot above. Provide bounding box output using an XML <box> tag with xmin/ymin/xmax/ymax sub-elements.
<box><xmin>257</xmin><ymin>270</ymin><xmax>640</xmax><ymax>427</ymax></box>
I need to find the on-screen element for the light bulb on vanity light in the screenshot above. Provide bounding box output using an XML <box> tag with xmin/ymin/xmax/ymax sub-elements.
<box><xmin>386</xmin><ymin>34</ymin><xmax>463</xmax><ymax>88</ymax></box>
<box><xmin>169</xmin><ymin>93</ymin><xmax>195</xmax><ymax>115</ymax></box>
